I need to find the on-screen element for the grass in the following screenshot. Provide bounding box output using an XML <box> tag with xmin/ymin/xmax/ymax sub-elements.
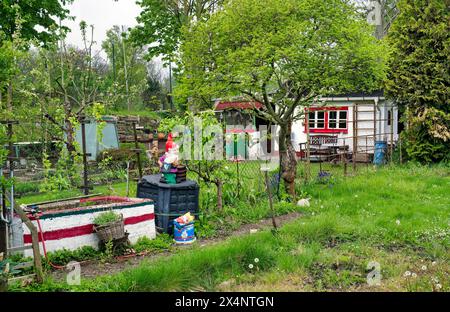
<box><xmin>11</xmin><ymin>163</ymin><xmax>449</xmax><ymax>292</ymax></box>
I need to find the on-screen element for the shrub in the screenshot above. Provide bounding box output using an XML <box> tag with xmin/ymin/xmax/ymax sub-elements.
<box><xmin>93</xmin><ymin>211</ymin><xmax>121</xmax><ymax>226</ymax></box>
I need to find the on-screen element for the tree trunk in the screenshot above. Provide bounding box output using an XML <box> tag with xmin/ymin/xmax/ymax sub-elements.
<box><xmin>65</xmin><ymin>118</ymin><xmax>77</xmax><ymax>155</ymax></box>
<box><xmin>6</xmin><ymin>81</ymin><xmax>13</xmax><ymax>112</ymax></box>
<box><xmin>215</xmin><ymin>180</ymin><xmax>223</xmax><ymax>211</ymax></box>
<box><xmin>279</xmin><ymin>121</ymin><xmax>297</xmax><ymax>198</ymax></box>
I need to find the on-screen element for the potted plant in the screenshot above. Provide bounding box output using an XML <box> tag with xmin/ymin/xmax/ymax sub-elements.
<box><xmin>93</xmin><ymin>211</ymin><xmax>125</xmax><ymax>243</ymax></box>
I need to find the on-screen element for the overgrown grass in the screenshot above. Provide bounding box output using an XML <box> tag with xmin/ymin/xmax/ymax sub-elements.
<box><xmin>13</xmin><ymin>164</ymin><xmax>449</xmax><ymax>292</ymax></box>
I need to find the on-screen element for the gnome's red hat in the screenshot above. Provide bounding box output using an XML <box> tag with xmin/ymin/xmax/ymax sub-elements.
<box><xmin>166</xmin><ymin>133</ymin><xmax>174</xmax><ymax>152</ymax></box>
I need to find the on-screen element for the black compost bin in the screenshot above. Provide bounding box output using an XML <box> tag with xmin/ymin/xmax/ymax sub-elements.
<box><xmin>137</xmin><ymin>174</ymin><xmax>200</xmax><ymax>234</ymax></box>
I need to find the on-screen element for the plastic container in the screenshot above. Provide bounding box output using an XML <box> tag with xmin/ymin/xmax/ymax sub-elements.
<box><xmin>373</xmin><ymin>141</ymin><xmax>387</xmax><ymax>165</ymax></box>
<box><xmin>163</xmin><ymin>173</ymin><xmax>177</xmax><ymax>184</ymax></box>
<box><xmin>173</xmin><ymin>220</ymin><xmax>196</xmax><ymax>244</ymax></box>
<box><xmin>137</xmin><ymin>174</ymin><xmax>200</xmax><ymax>234</ymax></box>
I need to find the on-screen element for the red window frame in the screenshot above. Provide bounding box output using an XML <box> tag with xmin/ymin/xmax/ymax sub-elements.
<box><xmin>304</xmin><ymin>106</ymin><xmax>349</xmax><ymax>134</ymax></box>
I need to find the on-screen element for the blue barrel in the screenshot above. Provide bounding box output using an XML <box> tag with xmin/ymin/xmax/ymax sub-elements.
<box><xmin>173</xmin><ymin>221</ymin><xmax>196</xmax><ymax>244</ymax></box>
<box><xmin>373</xmin><ymin>141</ymin><xmax>387</xmax><ymax>165</ymax></box>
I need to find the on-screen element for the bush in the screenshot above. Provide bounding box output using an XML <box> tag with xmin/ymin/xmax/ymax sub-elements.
<box><xmin>15</xmin><ymin>182</ymin><xmax>40</xmax><ymax>195</ymax></box>
<box><xmin>133</xmin><ymin>235</ymin><xmax>173</xmax><ymax>253</ymax></box>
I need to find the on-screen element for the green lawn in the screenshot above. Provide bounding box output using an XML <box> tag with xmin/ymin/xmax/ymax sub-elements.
<box><xmin>14</xmin><ymin>164</ymin><xmax>449</xmax><ymax>292</ymax></box>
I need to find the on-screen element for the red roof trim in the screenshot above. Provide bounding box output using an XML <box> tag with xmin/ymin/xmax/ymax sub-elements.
<box><xmin>215</xmin><ymin>101</ymin><xmax>263</xmax><ymax>111</ymax></box>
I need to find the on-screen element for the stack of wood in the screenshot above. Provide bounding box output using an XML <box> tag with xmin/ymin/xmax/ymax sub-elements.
<box><xmin>116</xmin><ymin>115</ymin><xmax>161</xmax><ymax>143</ymax></box>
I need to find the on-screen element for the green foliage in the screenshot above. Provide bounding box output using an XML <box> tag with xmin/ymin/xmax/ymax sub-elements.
<box><xmin>385</xmin><ymin>0</ymin><xmax>449</xmax><ymax>111</ymax></box>
<box><xmin>93</xmin><ymin>211</ymin><xmax>122</xmax><ymax>226</ymax></box>
<box><xmin>133</xmin><ymin>235</ymin><xmax>173</xmax><ymax>253</ymax></box>
<box><xmin>159</xmin><ymin>110</ymin><xmax>229</xmax><ymax>210</ymax></box>
<box><xmin>131</xmin><ymin>0</ymin><xmax>224</xmax><ymax>61</ymax></box>
<box><xmin>402</xmin><ymin>108</ymin><xmax>450</xmax><ymax>163</ymax></box>
<box><xmin>385</xmin><ymin>0</ymin><xmax>450</xmax><ymax>163</ymax></box>
<box><xmin>45</xmin><ymin>246</ymin><xmax>99</xmax><ymax>267</ymax></box>
<box><xmin>177</xmin><ymin>0</ymin><xmax>387</xmax><ymax>110</ymax></box>
<box><xmin>15</xmin><ymin>182</ymin><xmax>41</xmax><ymax>195</ymax></box>
<box><xmin>101</xmin><ymin>26</ymin><xmax>149</xmax><ymax>111</ymax></box>
<box><xmin>40</xmin><ymin>151</ymin><xmax>78</xmax><ymax>192</ymax></box>
<box><xmin>0</xmin><ymin>0</ymin><xmax>71</xmax><ymax>45</ymax></box>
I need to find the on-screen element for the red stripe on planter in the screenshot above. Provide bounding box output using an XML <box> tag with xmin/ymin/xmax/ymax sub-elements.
<box><xmin>23</xmin><ymin>213</ymin><xmax>155</xmax><ymax>244</ymax></box>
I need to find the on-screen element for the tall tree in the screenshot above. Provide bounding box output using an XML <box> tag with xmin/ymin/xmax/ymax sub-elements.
<box><xmin>102</xmin><ymin>26</ymin><xmax>148</xmax><ymax>111</ymax></box>
<box><xmin>130</xmin><ymin>0</ymin><xmax>224</xmax><ymax>61</ymax></box>
<box><xmin>0</xmin><ymin>0</ymin><xmax>72</xmax><ymax>112</ymax></box>
<box><xmin>0</xmin><ymin>0</ymin><xmax>71</xmax><ymax>45</ymax></box>
<box><xmin>385</xmin><ymin>0</ymin><xmax>450</xmax><ymax>163</ymax></box>
<box><xmin>177</xmin><ymin>0</ymin><xmax>386</xmax><ymax>196</ymax></box>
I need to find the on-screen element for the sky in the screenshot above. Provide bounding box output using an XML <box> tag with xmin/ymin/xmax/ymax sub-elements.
<box><xmin>64</xmin><ymin>0</ymin><xmax>141</xmax><ymax>56</ymax></box>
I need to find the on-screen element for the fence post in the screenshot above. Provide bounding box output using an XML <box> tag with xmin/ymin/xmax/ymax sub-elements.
<box><xmin>399</xmin><ymin>138</ymin><xmax>403</xmax><ymax>165</ymax></box>
<box><xmin>352</xmin><ymin>105</ymin><xmax>357</xmax><ymax>174</ymax></box>
<box><xmin>343</xmin><ymin>139</ymin><xmax>348</xmax><ymax>176</ymax></box>
<box><xmin>132</xmin><ymin>122</ymin><xmax>143</xmax><ymax>180</ymax></box>
<box><xmin>264</xmin><ymin>170</ymin><xmax>277</xmax><ymax>230</ymax></box>
<box><xmin>0</xmin><ymin>120</ymin><xmax>18</xmax><ymax>257</ymax></box>
<box><xmin>80</xmin><ymin>117</ymin><xmax>90</xmax><ymax>195</ymax></box>
<box><xmin>390</xmin><ymin>107</ymin><xmax>394</xmax><ymax>164</ymax></box>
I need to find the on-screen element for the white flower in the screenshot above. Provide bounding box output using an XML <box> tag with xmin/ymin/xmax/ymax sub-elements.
<box><xmin>248</xmin><ymin>264</ymin><xmax>254</xmax><ymax>269</ymax></box>
<box><xmin>403</xmin><ymin>271</ymin><xmax>411</xmax><ymax>277</ymax></box>
<box><xmin>421</xmin><ymin>265</ymin><xmax>427</xmax><ymax>271</ymax></box>
<box><xmin>436</xmin><ymin>284</ymin><xmax>442</xmax><ymax>290</ymax></box>
<box><xmin>412</xmin><ymin>273</ymin><xmax>417</xmax><ymax>278</ymax></box>
<box><xmin>396</xmin><ymin>220</ymin><xmax>401</xmax><ymax>226</ymax></box>
<box><xmin>254</xmin><ymin>258</ymin><xmax>259</xmax><ymax>263</ymax></box>
<box><xmin>432</xmin><ymin>261</ymin><xmax>437</xmax><ymax>266</ymax></box>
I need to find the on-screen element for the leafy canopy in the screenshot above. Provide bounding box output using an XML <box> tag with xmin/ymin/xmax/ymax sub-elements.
<box><xmin>0</xmin><ymin>0</ymin><xmax>72</xmax><ymax>46</ymax></box>
<box><xmin>385</xmin><ymin>0</ymin><xmax>449</xmax><ymax>111</ymax></box>
<box><xmin>131</xmin><ymin>0</ymin><xmax>224</xmax><ymax>61</ymax></box>
<box><xmin>176</xmin><ymin>0</ymin><xmax>387</xmax><ymax>122</ymax></box>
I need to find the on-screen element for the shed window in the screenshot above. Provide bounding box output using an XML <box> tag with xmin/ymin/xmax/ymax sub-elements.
<box><xmin>305</xmin><ymin>107</ymin><xmax>349</xmax><ymax>134</ymax></box>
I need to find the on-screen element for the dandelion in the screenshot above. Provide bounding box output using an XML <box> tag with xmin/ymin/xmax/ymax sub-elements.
<box><xmin>412</xmin><ymin>273</ymin><xmax>417</xmax><ymax>278</ymax></box>
<box><xmin>432</xmin><ymin>261</ymin><xmax>437</xmax><ymax>266</ymax></box>
<box><xmin>403</xmin><ymin>271</ymin><xmax>411</xmax><ymax>277</ymax></box>
<box><xmin>421</xmin><ymin>265</ymin><xmax>427</xmax><ymax>271</ymax></box>
<box><xmin>254</xmin><ymin>258</ymin><xmax>259</xmax><ymax>263</ymax></box>
<box><xmin>436</xmin><ymin>284</ymin><xmax>442</xmax><ymax>290</ymax></box>
<box><xmin>248</xmin><ymin>264</ymin><xmax>254</xmax><ymax>269</ymax></box>
<box><xmin>396</xmin><ymin>220</ymin><xmax>401</xmax><ymax>226</ymax></box>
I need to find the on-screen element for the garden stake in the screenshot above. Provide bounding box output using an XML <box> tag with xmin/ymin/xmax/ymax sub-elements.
<box><xmin>264</xmin><ymin>170</ymin><xmax>278</xmax><ymax>231</ymax></box>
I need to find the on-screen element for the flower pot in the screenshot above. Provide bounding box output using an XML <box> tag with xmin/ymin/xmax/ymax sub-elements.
<box><xmin>94</xmin><ymin>216</ymin><xmax>125</xmax><ymax>242</ymax></box>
